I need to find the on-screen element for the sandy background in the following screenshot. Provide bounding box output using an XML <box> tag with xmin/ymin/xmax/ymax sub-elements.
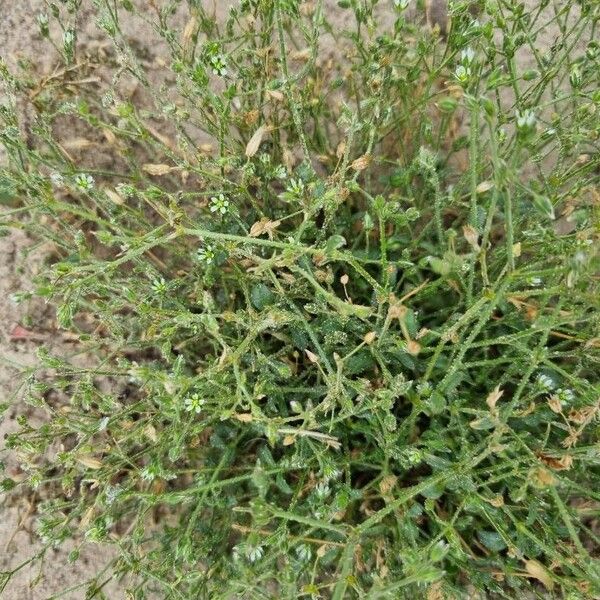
<box><xmin>0</xmin><ymin>4</ymin><xmax>168</xmax><ymax>597</ymax></box>
<box><xmin>0</xmin><ymin>0</ymin><xmax>587</xmax><ymax>598</ymax></box>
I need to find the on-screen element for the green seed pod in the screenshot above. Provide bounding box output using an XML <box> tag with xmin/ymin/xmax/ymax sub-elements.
<box><xmin>522</xmin><ymin>69</ymin><xmax>540</xmax><ymax>81</ymax></box>
<box><xmin>480</xmin><ymin>96</ymin><xmax>495</xmax><ymax>118</ymax></box>
<box><xmin>569</xmin><ymin>64</ymin><xmax>582</xmax><ymax>88</ymax></box>
<box><xmin>438</xmin><ymin>97</ymin><xmax>458</xmax><ymax>113</ymax></box>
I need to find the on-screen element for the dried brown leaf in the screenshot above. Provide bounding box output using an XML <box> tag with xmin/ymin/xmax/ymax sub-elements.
<box><xmin>234</xmin><ymin>413</ymin><xmax>253</xmax><ymax>423</ymax></box>
<box><xmin>249</xmin><ymin>218</ymin><xmax>281</xmax><ymax>239</ymax></box>
<box><xmin>245</xmin><ymin>125</ymin><xmax>267</xmax><ymax>158</ymax></box>
<box><xmin>486</xmin><ymin>385</ymin><xmax>504</xmax><ymax>411</ymax></box>
<box><xmin>181</xmin><ymin>15</ymin><xmax>199</xmax><ymax>60</ymax></box>
<box><xmin>463</xmin><ymin>224</ymin><xmax>480</xmax><ymax>251</ymax></box>
<box><xmin>76</xmin><ymin>456</ymin><xmax>103</xmax><ymax>470</ymax></box>
<box><xmin>426</xmin><ymin>581</ymin><xmax>444</xmax><ymax>600</ymax></box>
<box><xmin>525</xmin><ymin>559</ymin><xmax>554</xmax><ymax>591</ymax></box>
<box><xmin>63</xmin><ymin>138</ymin><xmax>94</xmax><ymax>150</ymax></box>
<box><xmin>305</xmin><ymin>349</ymin><xmax>319</xmax><ymax>364</ymax></box>
<box><xmin>531</xmin><ymin>467</ymin><xmax>557</xmax><ymax>488</ymax></box>
<box><xmin>538</xmin><ymin>453</ymin><xmax>574</xmax><ymax>471</ymax></box>
<box><xmin>351</xmin><ymin>154</ymin><xmax>372</xmax><ymax>172</ymax></box>
<box><xmin>363</xmin><ymin>331</ymin><xmax>377</xmax><ymax>345</ymax></box>
<box><xmin>143</xmin><ymin>163</ymin><xmax>173</xmax><ymax>176</ymax></box>
<box><xmin>144</xmin><ymin>424</ymin><xmax>158</xmax><ymax>443</ymax></box>
<box><xmin>406</xmin><ymin>340</ymin><xmax>421</xmax><ymax>355</ymax></box>
<box><xmin>102</xmin><ymin>129</ymin><xmax>116</xmax><ymax>145</ymax></box>
<box><xmin>379</xmin><ymin>475</ymin><xmax>397</xmax><ymax>495</ymax></box>
<box><xmin>476</xmin><ymin>180</ymin><xmax>494</xmax><ymax>194</ymax></box>
<box><xmin>267</xmin><ymin>89</ymin><xmax>284</xmax><ymax>102</ymax></box>
<box><xmin>104</xmin><ymin>188</ymin><xmax>124</xmax><ymax>205</ymax></box>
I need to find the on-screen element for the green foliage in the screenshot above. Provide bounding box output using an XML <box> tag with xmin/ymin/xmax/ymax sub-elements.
<box><xmin>1</xmin><ymin>0</ymin><xmax>599</xmax><ymax>598</ymax></box>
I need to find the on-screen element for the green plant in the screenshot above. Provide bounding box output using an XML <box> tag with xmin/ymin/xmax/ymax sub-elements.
<box><xmin>1</xmin><ymin>0</ymin><xmax>599</xmax><ymax>598</ymax></box>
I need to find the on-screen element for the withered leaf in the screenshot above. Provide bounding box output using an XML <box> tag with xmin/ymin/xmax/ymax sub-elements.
<box><xmin>143</xmin><ymin>163</ymin><xmax>174</xmax><ymax>176</ymax></box>
<box><xmin>249</xmin><ymin>218</ymin><xmax>281</xmax><ymax>239</ymax></box>
<box><xmin>538</xmin><ymin>453</ymin><xmax>574</xmax><ymax>471</ymax></box>
<box><xmin>351</xmin><ymin>154</ymin><xmax>371</xmax><ymax>171</ymax></box>
<box><xmin>76</xmin><ymin>456</ymin><xmax>103</xmax><ymax>470</ymax></box>
<box><xmin>525</xmin><ymin>559</ymin><xmax>554</xmax><ymax>591</ymax></box>
<box><xmin>486</xmin><ymin>385</ymin><xmax>504</xmax><ymax>411</ymax></box>
<box><xmin>233</xmin><ymin>413</ymin><xmax>253</xmax><ymax>423</ymax></box>
<box><xmin>463</xmin><ymin>224</ymin><xmax>480</xmax><ymax>251</ymax></box>
<box><xmin>245</xmin><ymin>125</ymin><xmax>267</xmax><ymax>158</ymax></box>
<box><xmin>305</xmin><ymin>349</ymin><xmax>319</xmax><ymax>364</ymax></box>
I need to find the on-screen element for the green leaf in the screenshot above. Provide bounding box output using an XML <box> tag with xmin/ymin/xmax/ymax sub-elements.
<box><xmin>430</xmin><ymin>540</ymin><xmax>450</xmax><ymax>562</ymax></box>
<box><xmin>531</xmin><ymin>193</ymin><xmax>555</xmax><ymax>220</ymax></box>
<box><xmin>469</xmin><ymin>415</ymin><xmax>496</xmax><ymax>430</ymax></box>
<box><xmin>422</xmin><ymin>482</ymin><xmax>445</xmax><ymax>500</ymax></box>
<box><xmin>428</xmin><ymin>257</ymin><xmax>452</xmax><ymax>276</ymax></box>
<box><xmin>251</xmin><ymin>461</ymin><xmax>270</xmax><ymax>499</ymax></box>
<box><xmin>424</xmin><ymin>391</ymin><xmax>446</xmax><ymax>416</ymax></box>
<box><xmin>275</xmin><ymin>474</ymin><xmax>293</xmax><ymax>495</ymax></box>
<box><xmin>0</xmin><ymin>174</ymin><xmax>17</xmax><ymax>206</ymax></box>
<box><xmin>438</xmin><ymin>97</ymin><xmax>458</xmax><ymax>113</ymax></box>
<box><xmin>57</xmin><ymin>302</ymin><xmax>75</xmax><ymax>328</ymax></box>
<box><xmin>477</xmin><ymin>530</ymin><xmax>507</xmax><ymax>552</ymax></box>
<box><xmin>325</xmin><ymin>234</ymin><xmax>347</xmax><ymax>254</ymax></box>
<box><xmin>251</xmin><ymin>283</ymin><xmax>274</xmax><ymax>311</ymax></box>
<box><xmin>0</xmin><ymin>478</ymin><xmax>17</xmax><ymax>492</ymax></box>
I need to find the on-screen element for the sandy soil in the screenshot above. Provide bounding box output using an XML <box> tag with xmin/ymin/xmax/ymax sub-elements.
<box><xmin>0</xmin><ymin>3</ymin><xmax>161</xmax><ymax>598</ymax></box>
<box><xmin>0</xmin><ymin>0</ymin><xmax>588</xmax><ymax>598</ymax></box>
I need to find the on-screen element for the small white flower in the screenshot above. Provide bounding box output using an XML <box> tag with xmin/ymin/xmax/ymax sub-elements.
<box><xmin>287</xmin><ymin>178</ymin><xmax>305</xmax><ymax>195</ymax></box>
<box><xmin>246</xmin><ymin>545</ymin><xmax>264</xmax><ymax>563</ymax></box>
<box><xmin>460</xmin><ymin>47</ymin><xmax>476</xmax><ymax>64</ymax></box>
<box><xmin>197</xmin><ymin>244</ymin><xmax>216</xmax><ymax>264</ymax></box>
<box><xmin>314</xmin><ymin>482</ymin><xmax>330</xmax><ymax>499</ymax></box>
<box><xmin>74</xmin><ymin>173</ymin><xmax>95</xmax><ymax>191</ymax></box>
<box><xmin>322</xmin><ymin>464</ymin><xmax>342</xmax><ymax>482</ymax></box>
<box><xmin>184</xmin><ymin>392</ymin><xmax>205</xmax><ymax>413</ymax></box>
<box><xmin>209</xmin><ymin>193</ymin><xmax>230</xmax><ymax>215</ymax></box>
<box><xmin>516</xmin><ymin>109</ymin><xmax>536</xmax><ymax>131</ymax></box>
<box><xmin>63</xmin><ymin>29</ymin><xmax>75</xmax><ymax>49</ymax></box>
<box><xmin>151</xmin><ymin>277</ymin><xmax>168</xmax><ymax>294</ymax></box>
<box><xmin>37</xmin><ymin>13</ymin><xmax>49</xmax><ymax>29</ymax></box>
<box><xmin>393</xmin><ymin>0</ymin><xmax>410</xmax><ymax>9</ymax></box>
<box><xmin>210</xmin><ymin>54</ymin><xmax>227</xmax><ymax>77</ymax></box>
<box><xmin>296</xmin><ymin>544</ymin><xmax>312</xmax><ymax>562</ymax></box>
<box><xmin>232</xmin><ymin>545</ymin><xmax>242</xmax><ymax>561</ymax></box>
<box><xmin>537</xmin><ymin>373</ymin><xmax>555</xmax><ymax>391</ymax></box>
<box><xmin>454</xmin><ymin>64</ymin><xmax>471</xmax><ymax>84</ymax></box>
<box><xmin>556</xmin><ymin>388</ymin><xmax>575</xmax><ymax>403</ymax></box>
